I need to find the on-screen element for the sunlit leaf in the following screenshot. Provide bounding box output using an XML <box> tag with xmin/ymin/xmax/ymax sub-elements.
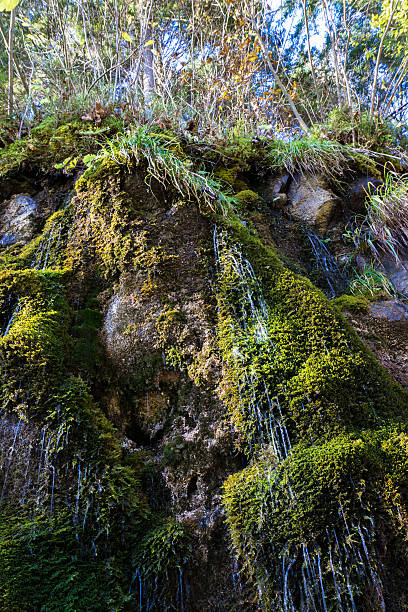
<box><xmin>0</xmin><ymin>0</ymin><xmax>19</xmax><ymax>10</ymax></box>
<box><xmin>122</xmin><ymin>32</ymin><xmax>132</xmax><ymax>43</ymax></box>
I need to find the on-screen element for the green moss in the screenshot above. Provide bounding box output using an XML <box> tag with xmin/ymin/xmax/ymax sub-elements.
<box><xmin>215</xmin><ymin>213</ymin><xmax>408</xmax><ymax>607</ymax></box>
<box><xmin>0</xmin><ymin>116</ymin><xmax>120</xmax><ymax>178</ymax></box>
<box><xmin>132</xmin><ymin>518</ymin><xmax>192</xmax><ymax>608</ymax></box>
<box><xmin>333</xmin><ymin>293</ymin><xmax>369</xmax><ymax>313</ymax></box>
<box><xmin>66</xmin><ymin>157</ymin><xmax>134</xmax><ymax>279</ymax></box>
<box><xmin>214</xmin><ymin>165</ymin><xmax>239</xmax><ymax>187</ymax></box>
<box><xmin>0</xmin><ymin>269</ymin><xmax>71</xmax><ymax>408</ymax></box>
<box><xmin>0</xmin><ymin>507</ymin><xmax>130</xmax><ymax>612</ymax></box>
<box><xmin>70</xmin><ymin>307</ymin><xmax>103</xmax><ymax>375</ymax></box>
<box><xmin>215</xmin><ymin>217</ymin><xmax>406</xmax><ymax>448</ymax></box>
<box><xmin>235</xmin><ymin>189</ymin><xmax>263</xmax><ymax>211</ymax></box>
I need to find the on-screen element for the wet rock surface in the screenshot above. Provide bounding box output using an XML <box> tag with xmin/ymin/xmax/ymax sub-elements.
<box><xmin>369</xmin><ymin>299</ymin><xmax>408</xmax><ymax>322</ymax></box>
<box><xmin>380</xmin><ymin>256</ymin><xmax>408</xmax><ymax>296</ymax></box>
<box><xmin>0</xmin><ymin>194</ymin><xmax>40</xmax><ymax>245</ymax></box>
<box><xmin>262</xmin><ymin>172</ymin><xmax>290</xmax><ymax>207</ymax></box>
<box><xmin>346</xmin><ymin>176</ymin><xmax>383</xmax><ymax>213</ymax></box>
<box><xmin>288</xmin><ymin>174</ymin><xmax>339</xmax><ymax>233</ymax></box>
<box><xmin>99</xmin><ymin>198</ymin><xmax>243</xmax><ymax>609</ymax></box>
<box><xmin>342</xmin><ymin>299</ymin><xmax>408</xmax><ymax>387</ymax></box>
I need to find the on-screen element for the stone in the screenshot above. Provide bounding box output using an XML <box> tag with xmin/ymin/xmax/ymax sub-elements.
<box><xmin>272</xmin><ymin>193</ymin><xmax>288</xmax><ymax>207</ymax></box>
<box><xmin>380</xmin><ymin>256</ymin><xmax>408</xmax><ymax>296</ymax></box>
<box><xmin>368</xmin><ymin>299</ymin><xmax>408</xmax><ymax>322</ymax></box>
<box><xmin>263</xmin><ymin>172</ymin><xmax>291</xmax><ymax>206</ymax></box>
<box><xmin>0</xmin><ymin>194</ymin><xmax>40</xmax><ymax>246</ymax></box>
<box><xmin>346</xmin><ymin>176</ymin><xmax>383</xmax><ymax>213</ymax></box>
<box><xmin>288</xmin><ymin>174</ymin><xmax>339</xmax><ymax>233</ymax></box>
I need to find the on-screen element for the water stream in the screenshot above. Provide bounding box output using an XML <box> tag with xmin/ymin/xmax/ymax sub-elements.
<box><xmin>214</xmin><ymin>224</ymin><xmax>385</xmax><ymax>611</ymax></box>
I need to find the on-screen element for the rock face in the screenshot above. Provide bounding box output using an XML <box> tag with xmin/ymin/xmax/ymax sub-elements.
<box><xmin>369</xmin><ymin>299</ymin><xmax>408</xmax><ymax>322</ymax></box>
<box><xmin>262</xmin><ymin>172</ymin><xmax>290</xmax><ymax>207</ymax></box>
<box><xmin>341</xmin><ymin>298</ymin><xmax>408</xmax><ymax>388</ymax></box>
<box><xmin>0</xmin><ymin>194</ymin><xmax>40</xmax><ymax>246</ymax></box>
<box><xmin>99</xmin><ymin>198</ymin><xmax>241</xmax><ymax>609</ymax></box>
<box><xmin>346</xmin><ymin>176</ymin><xmax>383</xmax><ymax>213</ymax></box>
<box><xmin>381</xmin><ymin>256</ymin><xmax>408</xmax><ymax>296</ymax></box>
<box><xmin>3</xmin><ymin>125</ymin><xmax>408</xmax><ymax>612</ymax></box>
<box><xmin>288</xmin><ymin>174</ymin><xmax>339</xmax><ymax>233</ymax></box>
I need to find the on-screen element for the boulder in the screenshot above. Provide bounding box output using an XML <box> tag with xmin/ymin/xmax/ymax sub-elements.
<box><xmin>368</xmin><ymin>299</ymin><xmax>408</xmax><ymax>322</ymax></box>
<box><xmin>347</xmin><ymin>176</ymin><xmax>383</xmax><ymax>213</ymax></box>
<box><xmin>381</xmin><ymin>256</ymin><xmax>408</xmax><ymax>297</ymax></box>
<box><xmin>262</xmin><ymin>173</ymin><xmax>290</xmax><ymax>206</ymax></box>
<box><xmin>288</xmin><ymin>174</ymin><xmax>339</xmax><ymax>233</ymax></box>
<box><xmin>0</xmin><ymin>194</ymin><xmax>40</xmax><ymax>246</ymax></box>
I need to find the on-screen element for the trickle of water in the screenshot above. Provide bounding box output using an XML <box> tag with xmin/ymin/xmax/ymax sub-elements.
<box><xmin>0</xmin><ymin>417</ymin><xmax>22</xmax><ymax>505</ymax></box>
<box><xmin>3</xmin><ymin>298</ymin><xmax>20</xmax><ymax>336</ymax></box>
<box><xmin>305</xmin><ymin>230</ymin><xmax>348</xmax><ymax>298</ymax></box>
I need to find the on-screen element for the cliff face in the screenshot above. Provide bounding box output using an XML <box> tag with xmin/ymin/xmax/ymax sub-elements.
<box><xmin>1</xmin><ymin>119</ymin><xmax>408</xmax><ymax>611</ymax></box>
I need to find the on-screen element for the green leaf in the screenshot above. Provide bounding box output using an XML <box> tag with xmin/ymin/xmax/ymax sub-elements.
<box><xmin>82</xmin><ymin>154</ymin><xmax>97</xmax><ymax>167</ymax></box>
<box><xmin>0</xmin><ymin>0</ymin><xmax>20</xmax><ymax>10</ymax></box>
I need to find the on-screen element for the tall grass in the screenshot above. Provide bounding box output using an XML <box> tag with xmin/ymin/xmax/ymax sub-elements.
<box><xmin>350</xmin><ymin>263</ymin><xmax>396</xmax><ymax>297</ymax></box>
<box><xmin>363</xmin><ymin>173</ymin><xmax>408</xmax><ymax>262</ymax></box>
<box><xmin>97</xmin><ymin>126</ymin><xmax>236</xmax><ymax>215</ymax></box>
<box><xmin>265</xmin><ymin>137</ymin><xmax>368</xmax><ymax>178</ymax></box>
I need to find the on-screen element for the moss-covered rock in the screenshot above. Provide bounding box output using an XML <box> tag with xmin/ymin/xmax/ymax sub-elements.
<box><xmin>215</xmin><ymin>215</ymin><xmax>408</xmax><ymax>609</ymax></box>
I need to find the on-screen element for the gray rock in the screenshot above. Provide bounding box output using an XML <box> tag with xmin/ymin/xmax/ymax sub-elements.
<box><xmin>381</xmin><ymin>257</ymin><xmax>408</xmax><ymax>296</ymax></box>
<box><xmin>347</xmin><ymin>176</ymin><xmax>383</xmax><ymax>213</ymax></box>
<box><xmin>0</xmin><ymin>194</ymin><xmax>39</xmax><ymax>246</ymax></box>
<box><xmin>369</xmin><ymin>299</ymin><xmax>408</xmax><ymax>322</ymax></box>
<box><xmin>288</xmin><ymin>174</ymin><xmax>339</xmax><ymax>233</ymax></box>
<box><xmin>263</xmin><ymin>173</ymin><xmax>290</xmax><ymax>206</ymax></box>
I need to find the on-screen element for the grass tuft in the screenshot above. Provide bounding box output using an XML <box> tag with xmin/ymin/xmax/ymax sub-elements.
<box><xmin>265</xmin><ymin>136</ymin><xmax>370</xmax><ymax>178</ymax></box>
<box><xmin>96</xmin><ymin>126</ymin><xmax>237</xmax><ymax>215</ymax></box>
<box><xmin>350</xmin><ymin>263</ymin><xmax>396</xmax><ymax>297</ymax></box>
<box><xmin>363</xmin><ymin>173</ymin><xmax>408</xmax><ymax>263</ymax></box>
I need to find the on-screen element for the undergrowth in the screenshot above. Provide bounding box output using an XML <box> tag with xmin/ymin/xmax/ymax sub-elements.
<box><xmin>89</xmin><ymin>126</ymin><xmax>237</xmax><ymax>215</ymax></box>
<box><xmin>265</xmin><ymin>136</ymin><xmax>370</xmax><ymax>178</ymax></box>
<box><xmin>363</xmin><ymin>172</ymin><xmax>408</xmax><ymax>263</ymax></box>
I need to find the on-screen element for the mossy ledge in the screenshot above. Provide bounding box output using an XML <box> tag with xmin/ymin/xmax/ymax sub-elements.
<box><xmin>1</xmin><ymin>120</ymin><xmax>408</xmax><ymax>610</ymax></box>
<box><xmin>215</xmin><ymin>214</ymin><xmax>408</xmax><ymax>610</ymax></box>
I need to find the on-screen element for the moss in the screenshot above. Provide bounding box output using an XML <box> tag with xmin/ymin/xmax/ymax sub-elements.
<box><xmin>65</xmin><ymin>156</ymin><xmax>135</xmax><ymax>279</ymax></box>
<box><xmin>221</xmin><ymin>137</ymin><xmax>258</xmax><ymax>169</ymax></box>
<box><xmin>132</xmin><ymin>518</ymin><xmax>192</xmax><ymax>608</ymax></box>
<box><xmin>126</xmin><ymin>352</ymin><xmax>163</xmax><ymax>393</ymax></box>
<box><xmin>70</xmin><ymin>307</ymin><xmax>103</xmax><ymax>375</ymax></box>
<box><xmin>333</xmin><ymin>293</ymin><xmax>369</xmax><ymax>313</ymax></box>
<box><xmin>214</xmin><ymin>213</ymin><xmax>408</xmax><ymax>607</ymax></box>
<box><xmin>0</xmin><ymin>507</ymin><xmax>131</xmax><ymax>612</ymax></box>
<box><xmin>0</xmin><ymin>269</ymin><xmax>71</xmax><ymax>408</ymax></box>
<box><xmin>215</xmin><ymin>217</ymin><xmax>407</xmax><ymax>448</ymax></box>
<box><xmin>0</xmin><ymin>116</ymin><xmax>120</xmax><ymax>178</ymax></box>
<box><xmin>235</xmin><ymin>189</ymin><xmax>263</xmax><ymax>212</ymax></box>
<box><xmin>214</xmin><ymin>165</ymin><xmax>239</xmax><ymax>187</ymax></box>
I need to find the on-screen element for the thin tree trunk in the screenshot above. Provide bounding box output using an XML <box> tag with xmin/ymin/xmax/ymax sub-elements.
<box><xmin>8</xmin><ymin>9</ymin><xmax>15</xmax><ymax>117</ymax></box>
<box><xmin>301</xmin><ymin>0</ymin><xmax>323</xmax><ymax>121</ymax></box>
<box><xmin>342</xmin><ymin>0</ymin><xmax>356</xmax><ymax>144</ymax></box>
<box><xmin>382</xmin><ymin>54</ymin><xmax>408</xmax><ymax>117</ymax></box>
<box><xmin>321</xmin><ymin>0</ymin><xmax>342</xmax><ymax>106</ymax></box>
<box><xmin>370</xmin><ymin>0</ymin><xmax>399</xmax><ymax>118</ymax></box>
<box><xmin>0</xmin><ymin>17</ymin><xmax>29</xmax><ymax>97</ymax></box>
<box><xmin>254</xmin><ymin>31</ymin><xmax>309</xmax><ymax>134</ymax></box>
<box><xmin>142</xmin><ymin>24</ymin><xmax>155</xmax><ymax>98</ymax></box>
